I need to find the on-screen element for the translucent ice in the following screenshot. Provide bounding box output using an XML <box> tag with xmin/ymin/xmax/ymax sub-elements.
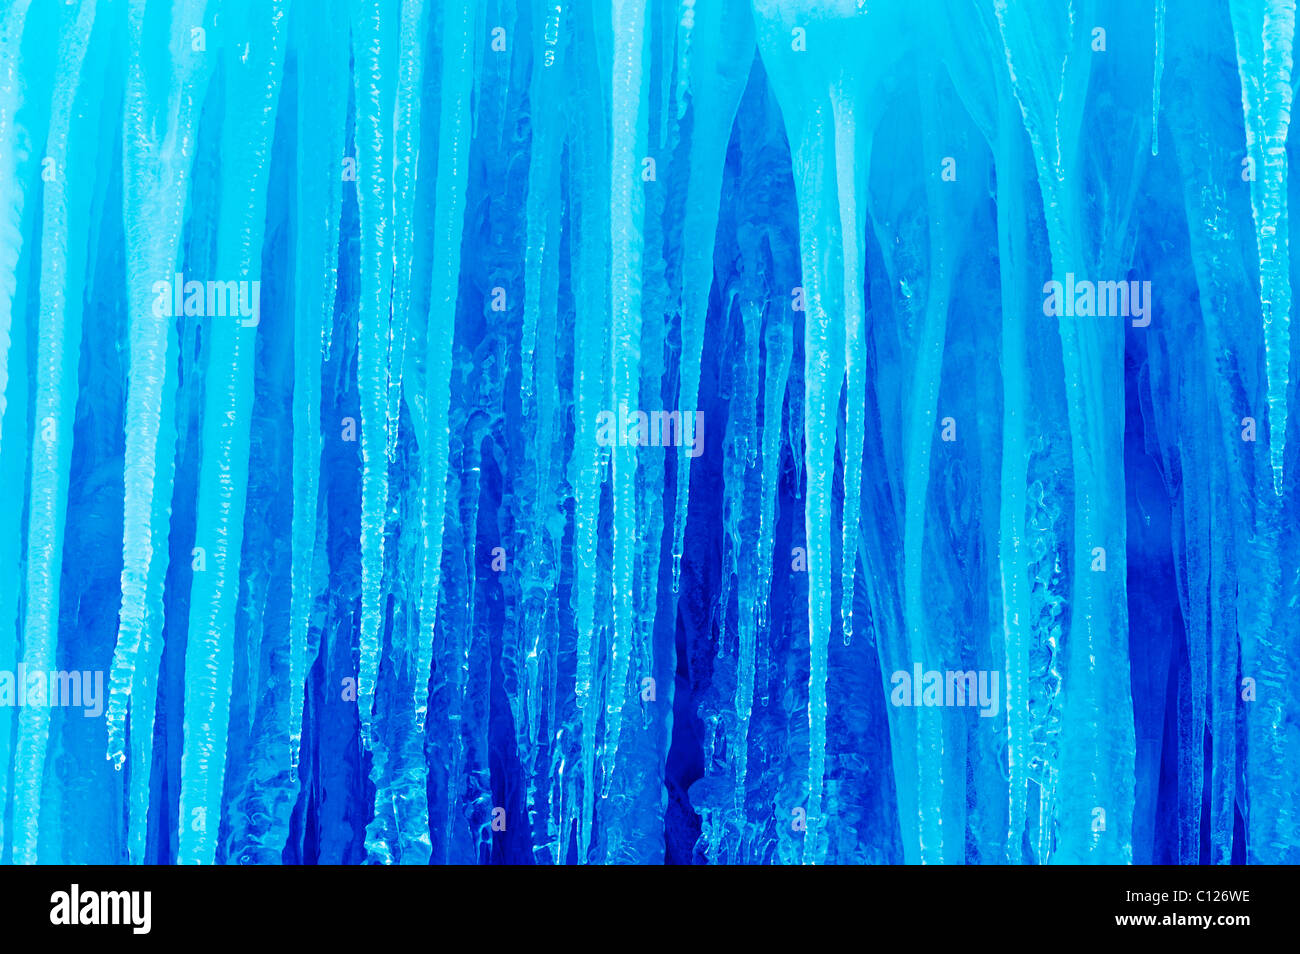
<box><xmin>0</xmin><ymin>0</ymin><xmax>1293</xmax><ymax>866</ymax></box>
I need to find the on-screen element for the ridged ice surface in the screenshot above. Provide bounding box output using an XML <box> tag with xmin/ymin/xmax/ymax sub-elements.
<box><xmin>0</xmin><ymin>0</ymin><xmax>1296</xmax><ymax>864</ymax></box>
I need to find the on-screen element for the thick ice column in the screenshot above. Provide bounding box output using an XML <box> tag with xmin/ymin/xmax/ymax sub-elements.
<box><xmin>12</xmin><ymin>0</ymin><xmax>99</xmax><ymax>865</ymax></box>
<box><xmin>1230</xmin><ymin>0</ymin><xmax>1294</xmax><ymax>495</ymax></box>
<box><xmin>176</xmin><ymin>0</ymin><xmax>288</xmax><ymax>865</ymax></box>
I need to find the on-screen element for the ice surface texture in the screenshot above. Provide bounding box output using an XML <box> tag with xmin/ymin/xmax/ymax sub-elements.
<box><xmin>0</xmin><ymin>0</ymin><xmax>1296</xmax><ymax>865</ymax></box>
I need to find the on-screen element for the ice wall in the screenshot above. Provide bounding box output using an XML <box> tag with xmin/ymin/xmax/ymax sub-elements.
<box><xmin>0</xmin><ymin>0</ymin><xmax>1295</xmax><ymax>865</ymax></box>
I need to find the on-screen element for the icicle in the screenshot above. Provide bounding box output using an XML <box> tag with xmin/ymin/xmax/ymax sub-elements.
<box><xmin>442</xmin><ymin>405</ymin><xmax>493</xmax><ymax>862</ymax></box>
<box><xmin>349</xmin><ymin>0</ymin><xmax>397</xmax><ymax>754</ymax></box>
<box><xmin>995</xmin><ymin>0</ymin><xmax>1136</xmax><ymax>863</ymax></box>
<box><xmin>567</xmin><ymin>6</ymin><xmax>611</xmax><ymax>860</ymax></box>
<box><xmin>0</xmin><ymin>0</ymin><xmax>33</xmax><ymax>863</ymax></box>
<box><xmin>715</xmin><ymin>81</ymin><xmax>801</xmax><ymax>851</ymax></box>
<box><xmin>0</xmin><ymin>244</ymin><xmax>26</xmax><ymax>861</ymax></box>
<box><xmin>420</xmin><ymin>0</ymin><xmax>475</xmax><ymax>863</ymax></box>
<box><xmin>518</xmin><ymin>1</ymin><xmax>569</xmax><ymax>859</ymax></box>
<box><xmin>287</xmin><ymin>0</ymin><xmax>350</xmax><ymax>788</ymax></box>
<box><xmin>1152</xmin><ymin>0</ymin><xmax>1165</xmax><ymax>156</ymax></box>
<box><xmin>356</xmin><ymin>0</ymin><xmax>433</xmax><ymax>867</ymax></box>
<box><xmin>752</xmin><ymin>284</ymin><xmax>793</xmax><ymax>698</ymax></box>
<box><xmin>1229</xmin><ymin>0</ymin><xmax>1299</xmax><ymax>858</ymax></box>
<box><xmin>518</xmin><ymin>7</ymin><xmax>570</xmax><ymax>823</ymax></box>
<box><xmin>6</xmin><ymin>0</ymin><xmax>1290</xmax><ymax>870</ymax></box>
<box><xmin>935</xmin><ymin>0</ymin><xmax>1035</xmax><ymax>862</ymax></box>
<box><xmin>895</xmin><ymin>68</ymin><xmax>959</xmax><ymax>865</ymax></box>
<box><xmin>723</xmin><ymin>293</ymin><xmax>763</xmax><ymax>852</ymax></box>
<box><xmin>384</xmin><ymin>0</ymin><xmax>428</xmax><ymax>458</ymax></box>
<box><xmin>176</xmin><ymin>0</ymin><xmax>289</xmax><ymax>866</ymax></box>
<box><xmin>749</xmin><ymin>3</ymin><xmax>852</xmax><ymax>868</ymax></box>
<box><xmin>675</xmin><ymin>0</ymin><xmax>696</xmax><ymax>124</ymax></box>
<box><xmin>1230</xmin><ymin>0</ymin><xmax>1294</xmax><ymax>495</ymax></box>
<box><xmin>629</xmin><ymin>181</ymin><xmax>671</xmax><ymax>858</ymax></box>
<box><xmin>599</xmin><ymin>0</ymin><xmax>649</xmax><ymax>822</ymax></box>
<box><xmin>11</xmin><ymin>0</ymin><xmax>98</xmax><ymax>864</ymax></box>
<box><xmin>795</xmin><ymin>108</ymin><xmax>843</xmax><ymax>866</ymax></box>
<box><xmin>670</xmin><ymin>0</ymin><xmax>754</xmax><ymax>595</ymax></box>
<box><xmin>108</xmin><ymin>6</ymin><xmax>214</xmax><ymax>871</ymax></box>
<box><xmin>532</xmin><ymin>198</ymin><xmax>570</xmax><ymax>863</ymax></box>
<box><xmin>0</xmin><ymin>0</ymin><xmax>31</xmax><ymax>463</ymax></box>
<box><xmin>830</xmin><ymin>81</ymin><xmax>867</xmax><ymax>650</ymax></box>
<box><xmin>521</xmin><ymin>1</ymin><xmax>566</xmax><ymax>413</ymax></box>
<box><xmin>994</xmin><ymin>95</ymin><xmax>1032</xmax><ymax>865</ymax></box>
<box><xmin>1165</xmin><ymin>31</ymin><xmax>1266</xmax><ymax>861</ymax></box>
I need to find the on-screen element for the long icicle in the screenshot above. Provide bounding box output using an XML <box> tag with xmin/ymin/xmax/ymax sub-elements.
<box><xmin>176</xmin><ymin>0</ymin><xmax>289</xmax><ymax>865</ymax></box>
<box><xmin>287</xmin><ymin>0</ymin><xmax>350</xmax><ymax>788</ymax></box>
<box><xmin>1229</xmin><ymin>0</ymin><xmax>1293</xmax><ymax>496</ymax></box>
<box><xmin>518</xmin><ymin>0</ymin><xmax>569</xmax><ymax>863</ymax></box>
<box><xmin>898</xmin><ymin>66</ymin><xmax>957</xmax><ymax>865</ymax></box>
<box><xmin>0</xmin><ymin>0</ymin><xmax>33</xmax><ymax>865</ymax></box>
<box><xmin>1152</xmin><ymin>0</ymin><xmax>1165</xmax><ymax>156</ymax></box>
<box><xmin>11</xmin><ymin>0</ymin><xmax>99</xmax><ymax>864</ymax></box>
<box><xmin>996</xmin><ymin>0</ymin><xmax>1136</xmax><ymax>863</ymax></box>
<box><xmin>1228</xmin><ymin>0</ymin><xmax>1299</xmax><ymax>861</ymax></box>
<box><xmin>0</xmin><ymin>0</ymin><xmax>31</xmax><ymax>463</ymax></box>
<box><xmin>600</xmin><ymin>0</ymin><xmax>649</xmax><ymax>828</ymax></box>
<box><xmin>831</xmin><ymin>77</ymin><xmax>867</xmax><ymax>652</ymax></box>
<box><xmin>349</xmin><ymin>0</ymin><xmax>396</xmax><ymax>759</ymax></box>
<box><xmin>670</xmin><ymin>0</ymin><xmax>754</xmax><ymax>596</ymax></box>
<box><xmin>363</xmin><ymin>0</ymin><xmax>431</xmax><ymax>866</ymax></box>
<box><xmin>568</xmin><ymin>6</ymin><xmax>612</xmax><ymax>861</ymax></box>
<box><xmin>749</xmin><ymin>1</ymin><xmax>851</xmax><ymax>867</ymax></box>
<box><xmin>994</xmin><ymin>94</ymin><xmax>1032</xmax><ymax>865</ymax></box>
<box><xmin>421</xmin><ymin>0</ymin><xmax>476</xmax><ymax>864</ymax></box>
<box><xmin>109</xmin><ymin>0</ymin><xmax>215</xmax><ymax>866</ymax></box>
<box><xmin>385</xmin><ymin>0</ymin><xmax>428</xmax><ymax>453</ymax></box>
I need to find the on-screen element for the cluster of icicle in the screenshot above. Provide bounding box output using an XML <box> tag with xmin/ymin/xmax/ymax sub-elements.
<box><xmin>0</xmin><ymin>0</ymin><xmax>1295</xmax><ymax>865</ymax></box>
